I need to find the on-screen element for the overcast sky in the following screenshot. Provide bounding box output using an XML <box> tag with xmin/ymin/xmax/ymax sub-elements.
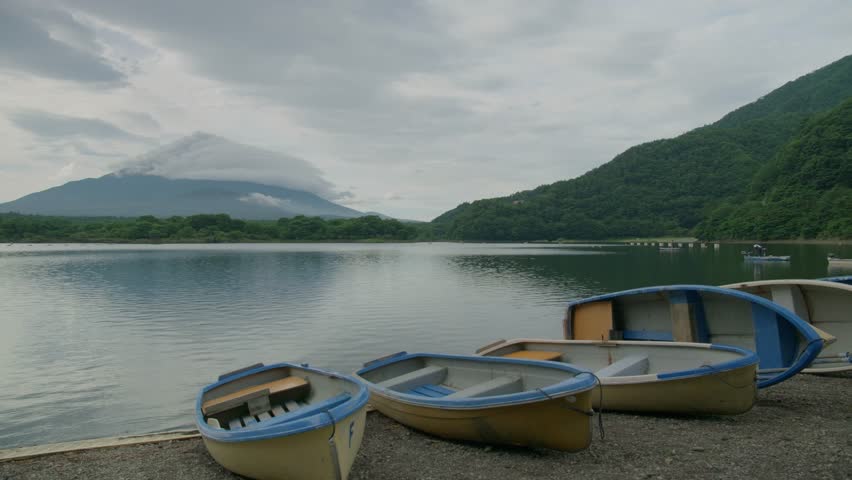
<box><xmin>1</xmin><ymin>1</ymin><xmax>850</xmax><ymax>220</ymax></box>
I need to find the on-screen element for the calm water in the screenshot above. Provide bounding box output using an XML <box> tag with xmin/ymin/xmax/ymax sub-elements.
<box><xmin>1</xmin><ymin>242</ymin><xmax>849</xmax><ymax>448</ymax></box>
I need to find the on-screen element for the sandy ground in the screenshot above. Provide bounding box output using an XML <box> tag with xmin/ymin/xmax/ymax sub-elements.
<box><xmin>1</xmin><ymin>373</ymin><xmax>850</xmax><ymax>480</ymax></box>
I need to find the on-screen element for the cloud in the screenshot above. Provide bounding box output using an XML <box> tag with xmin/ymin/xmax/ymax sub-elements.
<box><xmin>0</xmin><ymin>0</ymin><xmax>125</xmax><ymax>85</ymax></box>
<box><xmin>9</xmin><ymin>110</ymin><xmax>151</xmax><ymax>143</ymax></box>
<box><xmin>1</xmin><ymin>0</ymin><xmax>852</xmax><ymax>220</ymax></box>
<box><xmin>116</xmin><ymin>132</ymin><xmax>341</xmax><ymax>200</ymax></box>
<box><xmin>238</xmin><ymin>192</ymin><xmax>290</xmax><ymax>209</ymax></box>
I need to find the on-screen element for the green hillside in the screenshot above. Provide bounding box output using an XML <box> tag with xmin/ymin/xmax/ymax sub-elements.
<box><xmin>696</xmin><ymin>98</ymin><xmax>852</xmax><ymax>239</ymax></box>
<box><xmin>431</xmin><ymin>55</ymin><xmax>852</xmax><ymax>241</ymax></box>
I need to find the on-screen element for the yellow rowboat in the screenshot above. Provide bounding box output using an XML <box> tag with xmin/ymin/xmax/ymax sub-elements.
<box><xmin>196</xmin><ymin>362</ymin><xmax>370</xmax><ymax>480</ymax></box>
<box><xmin>722</xmin><ymin>279</ymin><xmax>852</xmax><ymax>373</ymax></box>
<box><xmin>477</xmin><ymin>339</ymin><xmax>759</xmax><ymax>415</ymax></box>
<box><xmin>562</xmin><ymin>285</ymin><xmax>824</xmax><ymax>388</ymax></box>
<box><xmin>355</xmin><ymin>352</ymin><xmax>597</xmax><ymax>452</ymax></box>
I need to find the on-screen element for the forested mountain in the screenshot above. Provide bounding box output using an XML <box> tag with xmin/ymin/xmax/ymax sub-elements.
<box><xmin>431</xmin><ymin>55</ymin><xmax>852</xmax><ymax>241</ymax></box>
<box><xmin>696</xmin><ymin>97</ymin><xmax>852</xmax><ymax>239</ymax></box>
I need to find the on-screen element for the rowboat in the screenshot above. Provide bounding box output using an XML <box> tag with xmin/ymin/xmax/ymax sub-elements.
<box><xmin>827</xmin><ymin>255</ymin><xmax>852</xmax><ymax>267</ymax></box>
<box><xmin>355</xmin><ymin>352</ymin><xmax>597</xmax><ymax>452</ymax></box>
<box><xmin>743</xmin><ymin>254</ymin><xmax>791</xmax><ymax>262</ymax></box>
<box><xmin>823</xmin><ymin>275</ymin><xmax>852</xmax><ymax>285</ymax></box>
<box><xmin>477</xmin><ymin>339</ymin><xmax>758</xmax><ymax>415</ymax></box>
<box><xmin>722</xmin><ymin>279</ymin><xmax>852</xmax><ymax>373</ymax></box>
<box><xmin>196</xmin><ymin>362</ymin><xmax>370</xmax><ymax>480</ymax></box>
<box><xmin>562</xmin><ymin>285</ymin><xmax>823</xmax><ymax>388</ymax></box>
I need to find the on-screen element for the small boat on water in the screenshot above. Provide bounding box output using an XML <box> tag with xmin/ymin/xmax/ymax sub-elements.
<box><xmin>477</xmin><ymin>339</ymin><xmax>758</xmax><ymax>415</ymax></box>
<box><xmin>196</xmin><ymin>362</ymin><xmax>370</xmax><ymax>480</ymax></box>
<box><xmin>742</xmin><ymin>243</ymin><xmax>790</xmax><ymax>262</ymax></box>
<box><xmin>827</xmin><ymin>254</ymin><xmax>852</xmax><ymax>267</ymax></box>
<box><xmin>562</xmin><ymin>285</ymin><xmax>824</xmax><ymax>388</ymax></box>
<box><xmin>355</xmin><ymin>352</ymin><xmax>597</xmax><ymax>452</ymax></box>
<box><xmin>823</xmin><ymin>275</ymin><xmax>852</xmax><ymax>285</ymax></box>
<box><xmin>722</xmin><ymin>279</ymin><xmax>852</xmax><ymax>373</ymax></box>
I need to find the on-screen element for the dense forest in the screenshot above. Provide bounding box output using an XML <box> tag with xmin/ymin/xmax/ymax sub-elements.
<box><xmin>431</xmin><ymin>55</ymin><xmax>852</xmax><ymax>241</ymax></box>
<box><xmin>0</xmin><ymin>213</ymin><xmax>419</xmax><ymax>243</ymax></box>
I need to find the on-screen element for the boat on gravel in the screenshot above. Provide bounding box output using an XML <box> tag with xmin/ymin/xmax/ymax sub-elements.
<box><xmin>196</xmin><ymin>362</ymin><xmax>369</xmax><ymax>480</ymax></box>
<box><xmin>562</xmin><ymin>285</ymin><xmax>824</xmax><ymax>388</ymax></box>
<box><xmin>355</xmin><ymin>352</ymin><xmax>597</xmax><ymax>452</ymax></box>
<box><xmin>722</xmin><ymin>279</ymin><xmax>852</xmax><ymax>373</ymax></box>
<box><xmin>477</xmin><ymin>339</ymin><xmax>758</xmax><ymax>415</ymax></box>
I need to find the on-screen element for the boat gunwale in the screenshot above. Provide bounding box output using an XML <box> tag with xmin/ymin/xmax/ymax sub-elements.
<box><xmin>563</xmin><ymin>284</ymin><xmax>823</xmax><ymax>388</ymax></box>
<box><xmin>355</xmin><ymin>352</ymin><xmax>598</xmax><ymax>410</ymax></box>
<box><xmin>195</xmin><ymin>362</ymin><xmax>369</xmax><ymax>443</ymax></box>
<box><xmin>477</xmin><ymin>338</ymin><xmax>759</xmax><ymax>385</ymax></box>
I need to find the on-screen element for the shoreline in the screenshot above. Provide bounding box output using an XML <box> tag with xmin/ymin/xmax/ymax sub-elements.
<box><xmin>2</xmin><ymin>373</ymin><xmax>849</xmax><ymax>479</ymax></box>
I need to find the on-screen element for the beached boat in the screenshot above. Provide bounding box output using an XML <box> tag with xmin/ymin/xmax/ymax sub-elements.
<box><xmin>196</xmin><ymin>362</ymin><xmax>370</xmax><ymax>480</ymax></box>
<box><xmin>722</xmin><ymin>279</ymin><xmax>852</xmax><ymax>373</ymax></box>
<box><xmin>477</xmin><ymin>339</ymin><xmax>758</xmax><ymax>415</ymax></box>
<box><xmin>355</xmin><ymin>352</ymin><xmax>597</xmax><ymax>452</ymax></box>
<box><xmin>562</xmin><ymin>285</ymin><xmax>823</xmax><ymax>388</ymax></box>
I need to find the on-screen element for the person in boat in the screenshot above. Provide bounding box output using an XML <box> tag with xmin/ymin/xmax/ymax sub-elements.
<box><xmin>750</xmin><ymin>244</ymin><xmax>768</xmax><ymax>256</ymax></box>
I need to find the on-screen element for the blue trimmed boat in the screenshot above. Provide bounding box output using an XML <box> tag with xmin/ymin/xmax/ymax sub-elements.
<box><xmin>477</xmin><ymin>339</ymin><xmax>759</xmax><ymax>415</ymax></box>
<box><xmin>562</xmin><ymin>285</ymin><xmax>824</xmax><ymax>388</ymax></box>
<box><xmin>722</xmin><ymin>279</ymin><xmax>852</xmax><ymax>373</ymax></box>
<box><xmin>196</xmin><ymin>362</ymin><xmax>370</xmax><ymax>480</ymax></box>
<box><xmin>824</xmin><ymin>275</ymin><xmax>852</xmax><ymax>285</ymax></box>
<box><xmin>355</xmin><ymin>352</ymin><xmax>597</xmax><ymax>452</ymax></box>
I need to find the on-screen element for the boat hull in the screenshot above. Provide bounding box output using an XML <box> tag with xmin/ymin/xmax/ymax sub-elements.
<box><xmin>201</xmin><ymin>405</ymin><xmax>367</xmax><ymax>480</ymax></box>
<box><xmin>595</xmin><ymin>364</ymin><xmax>756</xmax><ymax>414</ymax></box>
<box><xmin>368</xmin><ymin>390</ymin><xmax>592</xmax><ymax>452</ymax></box>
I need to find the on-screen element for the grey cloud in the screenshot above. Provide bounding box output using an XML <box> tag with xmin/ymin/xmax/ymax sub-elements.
<box><xmin>0</xmin><ymin>1</ymin><xmax>125</xmax><ymax>84</ymax></box>
<box><xmin>119</xmin><ymin>111</ymin><xmax>161</xmax><ymax>131</ymax></box>
<box><xmin>9</xmin><ymin>110</ymin><xmax>150</xmax><ymax>143</ymax></box>
<box><xmin>116</xmin><ymin>132</ymin><xmax>342</xmax><ymax>200</ymax></box>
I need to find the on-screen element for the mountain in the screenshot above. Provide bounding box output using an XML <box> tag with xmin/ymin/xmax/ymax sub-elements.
<box><xmin>696</xmin><ymin>97</ymin><xmax>852</xmax><ymax>239</ymax></box>
<box><xmin>0</xmin><ymin>174</ymin><xmax>362</xmax><ymax>219</ymax></box>
<box><xmin>0</xmin><ymin>133</ymin><xmax>363</xmax><ymax>220</ymax></box>
<box><xmin>431</xmin><ymin>55</ymin><xmax>852</xmax><ymax>241</ymax></box>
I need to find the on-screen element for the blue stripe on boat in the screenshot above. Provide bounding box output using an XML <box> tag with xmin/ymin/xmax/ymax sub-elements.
<box><xmin>407</xmin><ymin>384</ymin><xmax>455</xmax><ymax>397</ymax></box>
<box><xmin>752</xmin><ymin>303</ymin><xmax>797</xmax><ymax>369</ymax></box>
<box><xmin>621</xmin><ymin>329</ymin><xmax>674</xmax><ymax>341</ymax></box>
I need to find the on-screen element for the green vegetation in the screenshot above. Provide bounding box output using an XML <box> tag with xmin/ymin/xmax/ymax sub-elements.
<box><xmin>696</xmin><ymin>98</ymin><xmax>852</xmax><ymax>239</ymax></box>
<box><xmin>431</xmin><ymin>55</ymin><xmax>852</xmax><ymax>241</ymax></box>
<box><xmin>0</xmin><ymin>213</ymin><xmax>419</xmax><ymax>243</ymax></box>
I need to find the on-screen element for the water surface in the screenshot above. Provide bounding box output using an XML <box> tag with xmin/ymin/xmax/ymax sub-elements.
<box><xmin>0</xmin><ymin>242</ymin><xmax>849</xmax><ymax>447</ymax></box>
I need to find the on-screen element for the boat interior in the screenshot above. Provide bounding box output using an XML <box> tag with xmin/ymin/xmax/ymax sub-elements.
<box><xmin>726</xmin><ymin>282</ymin><xmax>852</xmax><ymax>367</ymax></box>
<box><xmin>563</xmin><ymin>290</ymin><xmax>807</xmax><ymax>372</ymax></box>
<box><xmin>479</xmin><ymin>340</ymin><xmax>749</xmax><ymax>379</ymax></box>
<box><xmin>358</xmin><ymin>355</ymin><xmax>582</xmax><ymax>400</ymax></box>
<box><xmin>200</xmin><ymin>365</ymin><xmax>357</xmax><ymax>432</ymax></box>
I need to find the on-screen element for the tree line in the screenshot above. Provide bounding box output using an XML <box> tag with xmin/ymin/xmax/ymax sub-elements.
<box><xmin>0</xmin><ymin>213</ymin><xmax>421</xmax><ymax>243</ymax></box>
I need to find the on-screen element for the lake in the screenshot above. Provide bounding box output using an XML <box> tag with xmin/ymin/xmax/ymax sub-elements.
<box><xmin>0</xmin><ymin>241</ymin><xmax>849</xmax><ymax>448</ymax></box>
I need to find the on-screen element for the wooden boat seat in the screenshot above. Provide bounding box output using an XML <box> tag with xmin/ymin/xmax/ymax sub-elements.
<box><xmin>202</xmin><ymin>376</ymin><xmax>309</xmax><ymax>415</ymax></box>
<box><xmin>595</xmin><ymin>355</ymin><xmax>649</xmax><ymax>378</ymax></box>
<box><xmin>377</xmin><ymin>366</ymin><xmax>447</xmax><ymax>392</ymax></box>
<box><xmin>501</xmin><ymin>350</ymin><xmax>562</xmax><ymax>361</ymax></box>
<box><xmin>446</xmin><ymin>376</ymin><xmax>522</xmax><ymax>399</ymax></box>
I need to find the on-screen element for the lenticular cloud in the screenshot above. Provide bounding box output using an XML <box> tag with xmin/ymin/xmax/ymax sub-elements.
<box><xmin>116</xmin><ymin>132</ymin><xmax>339</xmax><ymax>199</ymax></box>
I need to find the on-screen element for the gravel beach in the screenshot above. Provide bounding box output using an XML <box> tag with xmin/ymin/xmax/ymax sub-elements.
<box><xmin>2</xmin><ymin>373</ymin><xmax>849</xmax><ymax>480</ymax></box>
